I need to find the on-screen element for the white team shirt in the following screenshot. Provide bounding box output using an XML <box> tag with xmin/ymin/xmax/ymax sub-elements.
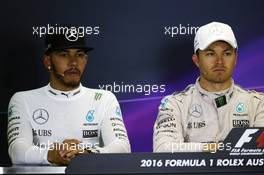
<box><xmin>153</xmin><ymin>78</ymin><xmax>264</xmax><ymax>152</ymax></box>
<box><xmin>8</xmin><ymin>84</ymin><xmax>131</xmax><ymax>164</ymax></box>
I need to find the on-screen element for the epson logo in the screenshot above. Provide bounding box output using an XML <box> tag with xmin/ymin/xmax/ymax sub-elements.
<box><xmin>156</xmin><ymin>122</ymin><xmax>176</xmax><ymax>129</ymax></box>
<box><xmin>83</xmin><ymin>130</ymin><xmax>98</xmax><ymax>138</ymax></box>
<box><xmin>233</xmin><ymin>120</ymin><xmax>250</xmax><ymax>128</ymax></box>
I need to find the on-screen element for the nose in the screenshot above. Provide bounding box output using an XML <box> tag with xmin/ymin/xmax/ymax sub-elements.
<box><xmin>68</xmin><ymin>54</ymin><xmax>78</xmax><ymax>66</ymax></box>
<box><xmin>216</xmin><ymin>55</ymin><xmax>223</xmax><ymax>65</ymax></box>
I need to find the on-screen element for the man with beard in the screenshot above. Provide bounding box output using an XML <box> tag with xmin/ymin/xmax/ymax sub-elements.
<box><xmin>153</xmin><ymin>22</ymin><xmax>264</xmax><ymax>153</ymax></box>
<box><xmin>7</xmin><ymin>32</ymin><xmax>131</xmax><ymax>165</ymax></box>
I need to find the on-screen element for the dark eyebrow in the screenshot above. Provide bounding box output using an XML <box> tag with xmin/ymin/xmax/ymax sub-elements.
<box><xmin>204</xmin><ymin>47</ymin><xmax>234</xmax><ymax>52</ymax></box>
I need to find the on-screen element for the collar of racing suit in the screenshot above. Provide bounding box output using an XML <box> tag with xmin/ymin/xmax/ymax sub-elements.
<box><xmin>195</xmin><ymin>77</ymin><xmax>234</xmax><ymax>108</ymax></box>
<box><xmin>46</xmin><ymin>83</ymin><xmax>82</xmax><ymax>99</ymax></box>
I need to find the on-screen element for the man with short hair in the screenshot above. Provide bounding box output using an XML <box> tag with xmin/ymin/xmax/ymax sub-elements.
<box><xmin>153</xmin><ymin>22</ymin><xmax>264</xmax><ymax>152</ymax></box>
<box><xmin>8</xmin><ymin>32</ymin><xmax>131</xmax><ymax>165</ymax></box>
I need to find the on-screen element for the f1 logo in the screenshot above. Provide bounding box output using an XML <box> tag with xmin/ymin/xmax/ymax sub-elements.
<box><xmin>234</xmin><ymin>129</ymin><xmax>259</xmax><ymax>148</ymax></box>
<box><xmin>256</xmin><ymin>131</ymin><xmax>264</xmax><ymax>148</ymax></box>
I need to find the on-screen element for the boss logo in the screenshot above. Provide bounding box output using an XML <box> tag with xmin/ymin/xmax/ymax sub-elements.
<box><xmin>83</xmin><ymin>130</ymin><xmax>98</xmax><ymax>138</ymax></box>
<box><xmin>233</xmin><ymin>120</ymin><xmax>250</xmax><ymax>128</ymax></box>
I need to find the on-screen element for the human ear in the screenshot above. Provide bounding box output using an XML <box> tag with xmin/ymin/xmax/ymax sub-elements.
<box><xmin>192</xmin><ymin>54</ymin><xmax>199</xmax><ymax>68</ymax></box>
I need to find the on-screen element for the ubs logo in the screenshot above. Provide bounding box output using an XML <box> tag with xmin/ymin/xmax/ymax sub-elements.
<box><xmin>32</xmin><ymin>109</ymin><xmax>49</xmax><ymax>125</ymax></box>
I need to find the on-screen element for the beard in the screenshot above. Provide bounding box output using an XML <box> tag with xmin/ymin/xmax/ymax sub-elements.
<box><xmin>50</xmin><ymin>62</ymin><xmax>82</xmax><ymax>89</ymax></box>
<box><xmin>202</xmin><ymin>70</ymin><xmax>232</xmax><ymax>84</ymax></box>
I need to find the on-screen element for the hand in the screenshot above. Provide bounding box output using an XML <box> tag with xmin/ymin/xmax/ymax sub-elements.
<box><xmin>47</xmin><ymin>139</ymin><xmax>83</xmax><ymax>165</ymax></box>
<box><xmin>47</xmin><ymin>142</ymin><xmax>70</xmax><ymax>165</ymax></box>
<box><xmin>59</xmin><ymin>139</ymin><xmax>84</xmax><ymax>160</ymax></box>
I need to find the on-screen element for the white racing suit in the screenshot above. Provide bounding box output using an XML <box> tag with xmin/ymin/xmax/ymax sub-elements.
<box><xmin>8</xmin><ymin>84</ymin><xmax>131</xmax><ymax>164</ymax></box>
<box><xmin>153</xmin><ymin>78</ymin><xmax>264</xmax><ymax>152</ymax></box>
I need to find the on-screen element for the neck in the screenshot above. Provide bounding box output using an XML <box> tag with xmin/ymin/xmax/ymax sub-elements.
<box><xmin>199</xmin><ymin>77</ymin><xmax>232</xmax><ymax>92</ymax></box>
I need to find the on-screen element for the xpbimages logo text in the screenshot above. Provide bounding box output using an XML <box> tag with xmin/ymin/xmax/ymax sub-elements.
<box><xmin>164</xmin><ymin>24</ymin><xmax>199</xmax><ymax>38</ymax></box>
<box><xmin>32</xmin><ymin>24</ymin><xmax>100</xmax><ymax>41</ymax></box>
<box><xmin>98</xmin><ymin>82</ymin><xmax>166</xmax><ymax>96</ymax></box>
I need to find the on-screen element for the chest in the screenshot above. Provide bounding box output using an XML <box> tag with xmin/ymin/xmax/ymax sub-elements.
<box><xmin>27</xmin><ymin>100</ymin><xmax>104</xmax><ymax>144</ymax></box>
<box><xmin>182</xmin><ymin>95</ymin><xmax>252</xmax><ymax>130</ymax></box>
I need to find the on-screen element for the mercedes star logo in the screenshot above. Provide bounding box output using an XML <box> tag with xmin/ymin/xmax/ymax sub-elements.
<box><xmin>32</xmin><ymin>109</ymin><xmax>49</xmax><ymax>125</ymax></box>
<box><xmin>65</xmin><ymin>27</ymin><xmax>79</xmax><ymax>41</ymax></box>
<box><xmin>210</xmin><ymin>25</ymin><xmax>223</xmax><ymax>35</ymax></box>
<box><xmin>189</xmin><ymin>104</ymin><xmax>203</xmax><ymax>118</ymax></box>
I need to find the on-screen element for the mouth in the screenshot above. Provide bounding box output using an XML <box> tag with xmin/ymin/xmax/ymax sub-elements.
<box><xmin>213</xmin><ymin>68</ymin><xmax>226</xmax><ymax>72</ymax></box>
<box><xmin>64</xmin><ymin>69</ymin><xmax>81</xmax><ymax>76</ymax></box>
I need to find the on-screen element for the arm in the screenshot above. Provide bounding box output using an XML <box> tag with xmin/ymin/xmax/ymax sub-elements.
<box><xmin>7</xmin><ymin>93</ymin><xmax>51</xmax><ymax>164</ymax></box>
<box><xmin>96</xmin><ymin>92</ymin><xmax>131</xmax><ymax>153</ymax></box>
<box><xmin>252</xmin><ymin>92</ymin><xmax>264</xmax><ymax>127</ymax></box>
<box><xmin>153</xmin><ymin>96</ymin><xmax>204</xmax><ymax>152</ymax></box>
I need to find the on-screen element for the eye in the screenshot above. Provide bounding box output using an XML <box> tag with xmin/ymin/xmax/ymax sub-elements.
<box><xmin>224</xmin><ymin>51</ymin><xmax>232</xmax><ymax>56</ymax></box>
<box><xmin>205</xmin><ymin>52</ymin><xmax>214</xmax><ymax>57</ymax></box>
<box><xmin>57</xmin><ymin>52</ymin><xmax>68</xmax><ymax>57</ymax></box>
<box><xmin>76</xmin><ymin>52</ymin><xmax>87</xmax><ymax>58</ymax></box>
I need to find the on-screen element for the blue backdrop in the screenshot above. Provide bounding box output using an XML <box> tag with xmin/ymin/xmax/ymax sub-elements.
<box><xmin>0</xmin><ymin>0</ymin><xmax>264</xmax><ymax>159</ymax></box>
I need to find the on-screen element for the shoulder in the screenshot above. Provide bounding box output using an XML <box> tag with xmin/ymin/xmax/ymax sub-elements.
<box><xmin>10</xmin><ymin>86</ymin><xmax>46</xmax><ymax>102</ymax></box>
<box><xmin>159</xmin><ymin>84</ymin><xmax>195</xmax><ymax>108</ymax></box>
<box><xmin>8</xmin><ymin>87</ymin><xmax>46</xmax><ymax>113</ymax></box>
<box><xmin>83</xmin><ymin>87</ymin><xmax>118</xmax><ymax>101</ymax></box>
<box><xmin>234</xmin><ymin>84</ymin><xmax>264</xmax><ymax>100</ymax></box>
<box><xmin>163</xmin><ymin>84</ymin><xmax>195</xmax><ymax>101</ymax></box>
